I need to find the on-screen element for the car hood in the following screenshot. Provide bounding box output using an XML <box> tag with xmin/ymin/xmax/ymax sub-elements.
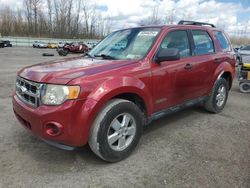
<box><xmin>19</xmin><ymin>57</ymin><xmax>135</xmax><ymax>84</ymax></box>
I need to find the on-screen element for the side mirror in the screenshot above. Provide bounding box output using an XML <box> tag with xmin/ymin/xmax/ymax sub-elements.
<box><xmin>155</xmin><ymin>48</ymin><xmax>180</xmax><ymax>63</ymax></box>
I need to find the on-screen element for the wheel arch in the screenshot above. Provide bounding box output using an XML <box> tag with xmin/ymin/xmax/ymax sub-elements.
<box><xmin>87</xmin><ymin>76</ymin><xmax>154</xmax><ymax>116</ymax></box>
<box><xmin>220</xmin><ymin>71</ymin><xmax>233</xmax><ymax>89</ymax></box>
<box><xmin>213</xmin><ymin>61</ymin><xmax>235</xmax><ymax>90</ymax></box>
<box><xmin>90</xmin><ymin>87</ymin><xmax>152</xmax><ymax>117</ymax></box>
<box><xmin>78</xmin><ymin>78</ymin><xmax>153</xmax><ymax>145</ymax></box>
<box><xmin>111</xmin><ymin>92</ymin><xmax>148</xmax><ymax>118</ymax></box>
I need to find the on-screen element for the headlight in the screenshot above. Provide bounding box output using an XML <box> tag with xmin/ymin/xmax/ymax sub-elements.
<box><xmin>42</xmin><ymin>84</ymin><xmax>80</xmax><ymax>105</ymax></box>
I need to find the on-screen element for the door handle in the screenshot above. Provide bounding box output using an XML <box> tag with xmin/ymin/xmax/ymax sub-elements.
<box><xmin>184</xmin><ymin>63</ymin><xmax>193</xmax><ymax>70</ymax></box>
<box><xmin>214</xmin><ymin>58</ymin><xmax>221</xmax><ymax>64</ymax></box>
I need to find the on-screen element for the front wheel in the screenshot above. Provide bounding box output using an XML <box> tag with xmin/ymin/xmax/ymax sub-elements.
<box><xmin>89</xmin><ymin>99</ymin><xmax>143</xmax><ymax>162</ymax></box>
<box><xmin>204</xmin><ymin>78</ymin><xmax>229</xmax><ymax>113</ymax></box>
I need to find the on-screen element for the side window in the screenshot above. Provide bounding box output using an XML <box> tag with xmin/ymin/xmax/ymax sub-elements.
<box><xmin>214</xmin><ymin>31</ymin><xmax>231</xmax><ymax>52</ymax></box>
<box><xmin>192</xmin><ymin>30</ymin><xmax>215</xmax><ymax>55</ymax></box>
<box><xmin>161</xmin><ymin>30</ymin><xmax>191</xmax><ymax>58</ymax></box>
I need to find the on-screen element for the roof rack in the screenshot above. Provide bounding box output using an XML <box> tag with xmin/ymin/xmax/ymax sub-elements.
<box><xmin>178</xmin><ymin>20</ymin><xmax>216</xmax><ymax>28</ymax></box>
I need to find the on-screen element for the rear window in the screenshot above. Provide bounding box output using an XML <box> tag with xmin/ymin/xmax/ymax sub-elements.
<box><xmin>192</xmin><ymin>30</ymin><xmax>214</xmax><ymax>55</ymax></box>
<box><xmin>214</xmin><ymin>31</ymin><xmax>231</xmax><ymax>52</ymax></box>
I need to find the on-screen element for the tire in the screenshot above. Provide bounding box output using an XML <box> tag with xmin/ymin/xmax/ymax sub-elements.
<box><xmin>89</xmin><ymin>99</ymin><xmax>144</xmax><ymax>162</ymax></box>
<box><xmin>42</xmin><ymin>53</ymin><xmax>54</xmax><ymax>56</ymax></box>
<box><xmin>58</xmin><ymin>49</ymin><xmax>68</xmax><ymax>56</ymax></box>
<box><xmin>204</xmin><ymin>78</ymin><xmax>229</xmax><ymax>113</ymax></box>
<box><xmin>239</xmin><ymin>82</ymin><xmax>250</xmax><ymax>93</ymax></box>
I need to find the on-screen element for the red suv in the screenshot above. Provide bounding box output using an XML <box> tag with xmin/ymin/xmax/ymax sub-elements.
<box><xmin>13</xmin><ymin>21</ymin><xmax>235</xmax><ymax>162</ymax></box>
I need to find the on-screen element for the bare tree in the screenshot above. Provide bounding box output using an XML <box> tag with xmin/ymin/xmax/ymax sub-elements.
<box><xmin>82</xmin><ymin>0</ymin><xmax>90</xmax><ymax>35</ymax></box>
<box><xmin>165</xmin><ymin>9</ymin><xmax>176</xmax><ymax>24</ymax></box>
<box><xmin>24</xmin><ymin>0</ymin><xmax>33</xmax><ymax>35</ymax></box>
<box><xmin>32</xmin><ymin>0</ymin><xmax>41</xmax><ymax>35</ymax></box>
<box><xmin>89</xmin><ymin>4</ymin><xmax>98</xmax><ymax>38</ymax></box>
<box><xmin>66</xmin><ymin>0</ymin><xmax>73</xmax><ymax>34</ymax></box>
<box><xmin>138</xmin><ymin>0</ymin><xmax>163</xmax><ymax>25</ymax></box>
<box><xmin>24</xmin><ymin>0</ymin><xmax>41</xmax><ymax>36</ymax></box>
<box><xmin>72</xmin><ymin>0</ymin><xmax>82</xmax><ymax>37</ymax></box>
<box><xmin>53</xmin><ymin>0</ymin><xmax>67</xmax><ymax>37</ymax></box>
<box><xmin>47</xmin><ymin>0</ymin><xmax>53</xmax><ymax>36</ymax></box>
<box><xmin>13</xmin><ymin>9</ymin><xmax>24</xmax><ymax>35</ymax></box>
<box><xmin>0</xmin><ymin>0</ymin><xmax>114</xmax><ymax>39</ymax></box>
<box><xmin>0</xmin><ymin>6</ymin><xmax>13</xmax><ymax>35</ymax></box>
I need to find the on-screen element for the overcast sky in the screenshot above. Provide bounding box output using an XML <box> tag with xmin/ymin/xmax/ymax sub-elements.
<box><xmin>0</xmin><ymin>0</ymin><xmax>250</xmax><ymax>36</ymax></box>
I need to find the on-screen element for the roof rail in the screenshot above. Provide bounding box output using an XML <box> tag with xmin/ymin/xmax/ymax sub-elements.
<box><xmin>178</xmin><ymin>20</ymin><xmax>216</xmax><ymax>28</ymax></box>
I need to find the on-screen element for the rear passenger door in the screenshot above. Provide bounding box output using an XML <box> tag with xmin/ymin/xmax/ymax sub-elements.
<box><xmin>171</xmin><ymin>29</ymin><xmax>215</xmax><ymax>101</ymax></box>
<box><xmin>213</xmin><ymin>30</ymin><xmax>235</xmax><ymax>77</ymax></box>
<box><xmin>187</xmin><ymin>29</ymin><xmax>216</xmax><ymax>96</ymax></box>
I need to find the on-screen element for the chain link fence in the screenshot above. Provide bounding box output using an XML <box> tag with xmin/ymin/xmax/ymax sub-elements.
<box><xmin>0</xmin><ymin>36</ymin><xmax>99</xmax><ymax>47</ymax></box>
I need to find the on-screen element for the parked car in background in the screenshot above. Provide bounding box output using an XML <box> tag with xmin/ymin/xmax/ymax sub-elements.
<box><xmin>47</xmin><ymin>43</ymin><xmax>58</xmax><ymax>49</ymax></box>
<box><xmin>0</xmin><ymin>41</ymin><xmax>4</xmax><ymax>48</ymax></box>
<box><xmin>237</xmin><ymin>45</ymin><xmax>250</xmax><ymax>66</ymax></box>
<box><xmin>13</xmin><ymin>21</ymin><xmax>235</xmax><ymax>162</ymax></box>
<box><xmin>57</xmin><ymin>42</ymin><xmax>89</xmax><ymax>56</ymax></box>
<box><xmin>86</xmin><ymin>42</ymin><xmax>98</xmax><ymax>50</ymax></box>
<box><xmin>239</xmin><ymin>45</ymin><xmax>250</xmax><ymax>55</ymax></box>
<box><xmin>33</xmin><ymin>41</ymin><xmax>39</xmax><ymax>48</ymax></box>
<box><xmin>58</xmin><ymin>42</ymin><xmax>66</xmax><ymax>48</ymax></box>
<box><xmin>33</xmin><ymin>41</ymin><xmax>48</xmax><ymax>48</ymax></box>
<box><xmin>3</xmin><ymin>40</ymin><xmax>12</xmax><ymax>47</ymax></box>
<box><xmin>38</xmin><ymin>42</ymin><xmax>48</xmax><ymax>48</ymax></box>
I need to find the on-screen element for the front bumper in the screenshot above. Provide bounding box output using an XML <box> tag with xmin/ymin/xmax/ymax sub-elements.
<box><xmin>12</xmin><ymin>94</ymin><xmax>98</xmax><ymax>147</ymax></box>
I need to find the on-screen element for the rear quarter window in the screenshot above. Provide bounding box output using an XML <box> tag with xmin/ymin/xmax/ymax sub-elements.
<box><xmin>192</xmin><ymin>30</ymin><xmax>215</xmax><ymax>55</ymax></box>
<box><xmin>214</xmin><ymin>31</ymin><xmax>231</xmax><ymax>52</ymax></box>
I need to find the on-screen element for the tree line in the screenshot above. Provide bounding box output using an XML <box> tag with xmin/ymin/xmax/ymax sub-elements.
<box><xmin>0</xmin><ymin>0</ymin><xmax>113</xmax><ymax>39</ymax></box>
<box><xmin>0</xmin><ymin>0</ymin><xmax>249</xmax><ymax>44</ymax></box>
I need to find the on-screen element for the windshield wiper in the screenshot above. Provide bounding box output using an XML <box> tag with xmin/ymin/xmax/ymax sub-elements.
<box><xmin>94</xmin><ymin>54</ymin><xmax>117</xmax><ymax>60</ymax></box>
<box><xmin>83</xmin><ymin>53</ymin><xmax>93</xmax><ymax>58</ymax></box>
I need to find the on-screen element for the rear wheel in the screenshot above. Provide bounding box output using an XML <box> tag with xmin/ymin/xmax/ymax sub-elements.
<box><xmin>89</xmin><ymin>99</ymin><xmax>143</xmax><ymax>162</ymax></box>
<box><xmin>204</xmin><ymin>78</ymin><xmax>229</xmax><ymax>113</ymax></box>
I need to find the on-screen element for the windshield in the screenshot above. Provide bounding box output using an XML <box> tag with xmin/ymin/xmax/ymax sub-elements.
<box><xmin>88</xmin><ymin>27</ymin><xmax>161</xmax><ymax>60</ymax></box>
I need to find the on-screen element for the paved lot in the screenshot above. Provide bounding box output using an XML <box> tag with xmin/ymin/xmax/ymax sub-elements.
<box><xmin>0</xmin><ymin>47</ymin><xmax>249</xmax><ymax>188</ymax></box>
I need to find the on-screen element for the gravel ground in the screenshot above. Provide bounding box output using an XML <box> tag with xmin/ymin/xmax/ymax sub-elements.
<box><xmin>0</xmin><ymin>47</ymin><xmax>249</xmax><ymax>188</ymax></box>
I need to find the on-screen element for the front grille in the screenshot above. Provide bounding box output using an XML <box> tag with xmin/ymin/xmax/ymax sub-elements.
<box><xmin>16</xmin><ymin>76</ymin><xmax>43</xmax><ymax>108</ymax></box>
